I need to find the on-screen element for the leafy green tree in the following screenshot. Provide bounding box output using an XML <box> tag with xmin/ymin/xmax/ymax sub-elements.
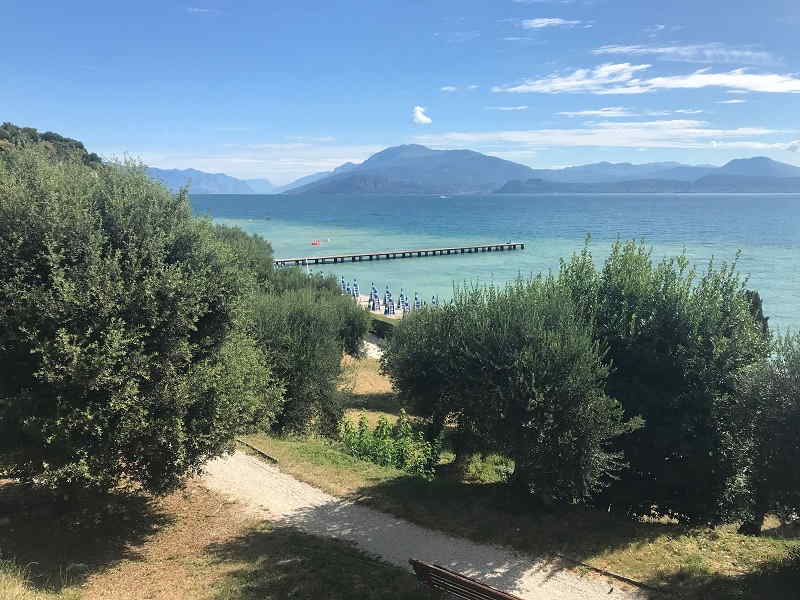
<box><xmin>384</xmin><ymin>278</ymin><xmax>638</xmax><ymax>503</ymax></box>
<box><xmin>0</xmin><ymin>121</ymin><xmax>101</xmax><ymax>165</ymax></box>
<box><xmin>735</xmin><ymin>333</ymin><xmax>800</xmax><ymax>534</ymax></box>
<box><xmin>561</xmin><ymin>241</ymin><xmax>770</xmax><ymax>523</ymax></box>
<box><xmin>0</xmin><ymin>146</ymin><xmax>283</xmax><ymax>495</ymax></box>
<box><xmin>250</xmin><ymin>289</ymin><xmax>348</xmax><ymax>434</ymax></box>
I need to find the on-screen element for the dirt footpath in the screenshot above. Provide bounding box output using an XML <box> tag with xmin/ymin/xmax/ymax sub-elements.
<box><xmin>202</xmin><ymin>452</ymin><xmax>645</xmax><ymax>600</ymax></box>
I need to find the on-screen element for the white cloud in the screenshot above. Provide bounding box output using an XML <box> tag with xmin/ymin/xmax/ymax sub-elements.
<box><xmin>558</xmin><ymin>107</ymin><xmax>704</xmax><ymax>117</ymax></box>
<box><xmin>593</xmin><ymin>43</ymin><xmax>779</xmax><ymax>66</ymax></box>
<box><xmin>412</xmin><ymin>106</ymin><xmax>433</xmax><ymax>125</ymax></box>
<box><xmin>486</xmin><ymin>106</ymin><xmax>530</xmax><ymax>110</ymax></box>
<box><xmin>413</xmin><ymin>119</ymin><xmax>785</xmax><ymax>152</ymax></box>
<box><xmin>493</xmin><ymin>63</ymin><xmax>651</xmax><ymax>94</ymax></box>
<box><xmin>187</xmin><ymin>7</ymin><xmax>222</xmax><ymax>15</ymax></box>
<box><xmin>558</xmin><ymin>106</ymin><xmax>635</xmax><ymax>117</ymax></box>
<box><xmin>494</xmin><ymin>63</ymin><xmax>800</xmax><ymax>95</ymax></box>
<box><xmin>787</xmin><ymin>140</ymin><xmax>800</xmax><ymax>152</ymax></box>
<box><xmin>522</xmin><ymin>17</ymin><xmax>582</xmax><ymax>28</ymax></box>
<box><xmin>717</xmin><ymin>99</ymin><xmax>747</xmax><ymax>104</ymax></box>
<box><xmin>121</xmin><ymin>144</ymin><xmax>384</xmax><ymax>185</ymax></box>
<box><xmin>646</xmin><ymin>69</ymin><xmax>800</xmax><ymax>93</ymax></box>
<box><xmin>440</xmin><ymin>85</ymin><xmax>479</xmax><ymax>92</ymax></box>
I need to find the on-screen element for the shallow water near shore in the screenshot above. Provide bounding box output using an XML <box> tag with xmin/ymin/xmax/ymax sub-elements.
<box><xmin>192</xmin><ymin>193</ymin><xmax>800</xmax><ymax>332</ymax></box>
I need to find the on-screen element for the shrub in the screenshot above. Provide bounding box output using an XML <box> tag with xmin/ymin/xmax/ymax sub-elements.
<box><xmin>250</xmin><ymin>289</ymin><xmax>348</xmax><ymax>434</ymax></box>
<box><xmin>0</xmin><ymin>147</ymin><xmax>283</xmax><ymax>495</ymax></box>
<box><xmin>735</xmin><ymin>333</ymin><xmax>800</xmax><ymax>533</ymax></box>
<box><xmin>338</xmin><ymin>411</ymin><xmax>437</xmax><ymax>479</ymax></box>
<box><xmin>384</xmin><ymin>278</ymin><xmax>638</xmax><ymax>503</ymax></box>
<box><xmin>561</xmin><ymin>241</ymin><xmax>771</xmax><ymax>523</ymax></box>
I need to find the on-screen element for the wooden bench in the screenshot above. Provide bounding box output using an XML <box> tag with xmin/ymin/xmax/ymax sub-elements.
<box><xmin>409</xmin><ymin>559</ymin><xmax>525</xmax><ymax>600</ymax></box>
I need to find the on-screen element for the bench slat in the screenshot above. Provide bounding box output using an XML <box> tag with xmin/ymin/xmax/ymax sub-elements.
<box><xmin>410</xmin><ymin>559</ymin><xmax>525</xmax><ymax>600</ymax></box>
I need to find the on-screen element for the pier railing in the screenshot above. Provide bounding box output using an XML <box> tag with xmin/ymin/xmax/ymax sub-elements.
<box><xmin>273</xmin><ymin>242</ymin><xmax>525</xmax><ymax>267</ymax></box>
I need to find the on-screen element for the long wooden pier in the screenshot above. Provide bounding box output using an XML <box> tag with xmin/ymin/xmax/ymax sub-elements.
<box><xmin>274</xmin><ymin>242</ymin><xmax>525</xmax><ymax>267</ymax></box>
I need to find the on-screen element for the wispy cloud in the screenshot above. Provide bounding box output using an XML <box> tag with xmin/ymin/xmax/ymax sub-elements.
<box><xmin>187</xmin><ymin>7</ymin><xmax>222</xmax><ymax>15</ymax></box>
<box><xmin>787</xmin><ymin>140</ymin><xmax>800</xmax><ymax>152</ymax></box>
<box><xmin>440</xmin><ymin>85</ymin><xmax>479</xmax><ymax>92</ymax></box>
<box><xmin>522</xmin><ymin>17</ymin><xmax>582</xmax><ymax>29</ymax></box>
<box><xmin>413</xmin><ymin>119</ymin><xmax>785</xmax><ymax>152</ymax></box>
<box><xmin>412</xmin><ymin>106</ymin><xmax>433</xmax><ymax>125</ymax></box>
<box><xmin>494</xmin><ymin>63</ymin><xmax>800</xmax><ymax>94</ymax></box>
<box><xmin>486</xmin><ymin>105</ymin><xmax>530</xmax><ymax>111</ymax></box>
<box><xmin>593</xmin><ymin>43</ymin><xmax>780</xmax><ymax>66</ymax></box>
<box><xmin>717</xmin><ymin>99</ymin><xmax>747</xmax><ymax>104</ymax></box>
<box><xmin>285</xmin><ymin>135</ymin><xmax>337</xmax><ymax>143</ymax></box>
<box><xmin>129</xmin><ymin>144</ymin><xmax>384</xmax><ymax>185</ymax></box>
<box><xmin>433</xmin><ymin>31</ymin><xmax>480</xmax><ymax>43</ymax></box>
<box><xmin>558</xmin><ymin>106</ymin><xmax>636</xmax><ymax>117</ymax></box>
<box><xmin>494</xmin><ymin>63</ymin><xmax>651</xmax><ymax>94</ymax></box>
<box><xmin>558</xmin><ymin>107</ymin><xmax>704</xmax><ymax>117</ymax></box>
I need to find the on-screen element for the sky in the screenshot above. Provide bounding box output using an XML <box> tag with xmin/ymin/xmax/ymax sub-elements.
<box><xmin>3</xmin><ymin>0</ymin><xmax>800</xmax><ymax>184</ymax></box>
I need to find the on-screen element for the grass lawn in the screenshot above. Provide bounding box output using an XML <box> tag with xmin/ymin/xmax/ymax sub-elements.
<box><xmin>241</xmin><ymin>355</ymin><xmax>800</xmax><ymax>600</ymax></box>
<box><xmin>0</xmin><ymin>478</ymin><xmax>439</xmax><ymax>600</ymax></box>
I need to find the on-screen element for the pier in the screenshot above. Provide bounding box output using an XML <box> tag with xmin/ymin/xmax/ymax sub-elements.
<box><xmin>274</xmin><ymin>242</ymin><xmax>525</xmax><ymax>267</ymax></box>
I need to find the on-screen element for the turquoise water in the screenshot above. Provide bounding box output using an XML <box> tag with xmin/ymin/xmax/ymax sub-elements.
<box><xmin>192</xmin><ymin>193</ymin><xmax>800</xmax><ymax>331</ymax></box>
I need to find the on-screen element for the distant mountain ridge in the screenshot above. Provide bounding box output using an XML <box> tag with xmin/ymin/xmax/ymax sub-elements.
<box><xmin>288</xmin><ymin>144</ymin><xmax>536</xmax><ymax>194</ymax></box>
<box><xmin>145</xmin><ymin>147</ymin><xmax>800</xmax><ymax>195</ymax></box>
<box><xmin>146</xmin><ymin>167</ymin><xmax>268</xmax><ymax>194</ymax></box>
<box><xmin>498</xmin><ymin>157</ymin><xmax>800</xmax><ymax>194</ymax></box>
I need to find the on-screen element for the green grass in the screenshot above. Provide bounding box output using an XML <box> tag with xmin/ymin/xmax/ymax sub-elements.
<box><xmin>208</xmin><ymin>524</ymin><xmax>439</xmax><ymax>600</ymax></box>
<box><xmin>0</xmin><ymin>560</ymin><xmax>78</xmax><ymax>600</ymax></box>
<box><xmin>0</xmin><ymin>476</ymin><xmax>439</xmax><ymax>600</ymax></box>
<box><xmin>242</xmin><ymin>432</ymin><xmax>800</xmax><ymax>600</ymax></box>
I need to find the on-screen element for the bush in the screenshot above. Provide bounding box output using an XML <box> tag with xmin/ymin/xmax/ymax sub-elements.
<box><xmin>383</xmin><ymin>278</ymin><xmax>638</xmax><ymax>503</ymax></box>
<box><xmin>560</xmin><ymin>241</ymin><xmax>771</xmax><ymax>523</ymax></box>
<box><xmin>250</xmin><ymin>289</ymin><xmax>348</xmax><ymax>434</ymax></box>
<box><xmin>0</xmin><ymin>147</ymin><xmax>284</xmax><ymax>495</ymax></box>
<box><xmin>338</xmin><ymin>411</ymin><xmax>437</xmax><ymax>479</ymax></box>
<box><xmin>735</xmin><ymin>333</ymin><xmax>800</xmax><ymax>532</ymax></box>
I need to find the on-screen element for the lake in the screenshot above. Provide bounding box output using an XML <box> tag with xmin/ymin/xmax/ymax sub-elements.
<box><xmin>191</xmin><ymin>193</ymin><xmax>800</xmax><ymax>332</ymax></box>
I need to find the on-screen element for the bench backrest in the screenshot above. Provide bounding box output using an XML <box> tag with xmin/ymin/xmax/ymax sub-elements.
<box><xmin>409</xmin><ymin>559</ymin><xmax>525</xmax><ymax>600</ymax></box>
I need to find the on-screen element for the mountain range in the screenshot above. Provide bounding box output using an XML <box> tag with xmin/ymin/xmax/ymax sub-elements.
<box><xmin>147</xmin><ymin>146</ymin><xmax>800</xmax><ymax>195</ymax></box>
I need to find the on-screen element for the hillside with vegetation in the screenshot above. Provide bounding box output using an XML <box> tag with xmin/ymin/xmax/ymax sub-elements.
<box><xmin>1</xmin><ymin>127</ymin><xmax>799</xmax><ymax>600</ymax></box>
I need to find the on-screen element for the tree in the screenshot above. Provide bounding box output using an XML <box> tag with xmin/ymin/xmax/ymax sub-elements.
<box><xmin>736</xmin><ymin>333</ymin><xmax>800</xmax><ymax>534</ymax></box>
<box><xmin>561</xmin><ymin>241</ymin><xmax>770</xmax><ymax>523</ymax></box>
<box><xmin>0</xmin><ymin>146</ymin><xmax>283</xmax><ymax>495</ymax></box>
<box><xmin>249</xmin><ymin>289</ymin><xmax>347</xmax><ymax>434</ymax></box>
<box><xmin>383</xmin><ymin>278</ymin><xmax>639</xmax><ymax>502</ymax></box>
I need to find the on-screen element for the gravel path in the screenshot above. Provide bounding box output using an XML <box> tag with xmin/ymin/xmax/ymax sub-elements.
<box><xmin>202</xmin><ymin>452</ymin><xmax>645</xmax><ymax>600</ymax></box>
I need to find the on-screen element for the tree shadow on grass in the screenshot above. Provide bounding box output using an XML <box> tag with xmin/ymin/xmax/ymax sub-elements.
<box><xmin>344</xmin><ymin>392</ymin><xmax>404</xmax><ymax>416</ymax></box>
<box><xmin>644</xmin><ymin>546</ymin><xmax>800</xmax><ymax>600</ymax></box>
<box><xmin>343</xmin><ymin>473</ymin><xmax>800</xmax><ymax>599</ymax></box>
<box><xmin>206</xmin><ymin>523</ymin><xmax>442</xmax><ymax>600</ymax></box>
<box><xmin>0</xmin><ymin>480</ymin><xmax>173</xmax><ymax>592</ymax></box>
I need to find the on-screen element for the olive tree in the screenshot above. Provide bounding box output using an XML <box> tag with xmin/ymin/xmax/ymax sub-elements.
<box><xmin>0</xmin><ymin>147</ymin><xmax>284</xmax><ymax>495</ymax></box>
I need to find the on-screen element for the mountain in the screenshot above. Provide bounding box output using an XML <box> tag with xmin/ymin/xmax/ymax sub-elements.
<box><xmin>288</xmin><ymin>144</ymin><xmax>536</xmax><ymax>194</ymax></box>
<box><xmin>717</xmin><ymin>157</ymin><xmax>800</xmax><ymax>178</ymax></box>
<box><xmin>275</xmin><ymin>162</ymin><xmax>358</xmax><ymax>192</ymax></box>
<box><xmin>243</xmin><ymin>178</ymin><xmax>277</xmax><ymax>194</ymax></box>
<box><xmin>146</xmin><ymin>167</ymin><xmax>257</xmax><ymax>194</ymax></box>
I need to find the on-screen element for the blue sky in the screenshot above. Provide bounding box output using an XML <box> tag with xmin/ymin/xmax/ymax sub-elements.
<box><xmin>3</xmin><ymin>0</ymin><xmax>799</xmax><ymax>184</ymax></box>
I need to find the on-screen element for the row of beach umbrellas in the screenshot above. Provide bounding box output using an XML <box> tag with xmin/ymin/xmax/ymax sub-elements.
<box><xmin>340</xmin><ymin>277</ymin><xmax>439</xmax><ymax>314</ymax></box>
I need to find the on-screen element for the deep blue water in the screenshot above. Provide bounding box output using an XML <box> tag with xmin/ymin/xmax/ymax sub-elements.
<box><xmin>192</xmin><ymin>193</ymin><xmax>800</xmax><ymax>331</ymax></box>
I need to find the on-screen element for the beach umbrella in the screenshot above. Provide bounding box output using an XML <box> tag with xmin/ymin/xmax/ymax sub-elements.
<box><xmin>353</xmin><ymin>279</ymin><xmax>359</xmax><ymax>298</ymax></box>
<box><xmin>414</xmin><ymin>293</ymin><xmax>422</xmax><ymax>310</ymax></box>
